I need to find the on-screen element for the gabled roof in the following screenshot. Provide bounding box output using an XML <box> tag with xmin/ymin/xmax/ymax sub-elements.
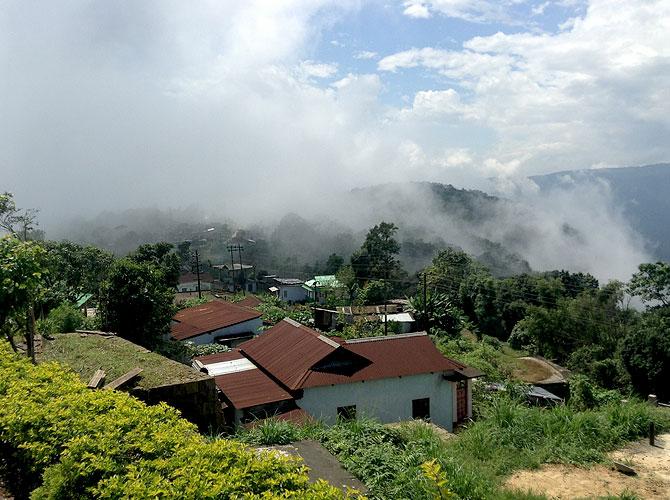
<box><xmin>240</xmin><ymin>318</ymin><xmax>343</xmax><ymax>390</ymax></box>
<box><xmin>171</xmin><ymin>300</ymin><xmax>261</xmax><ymax>341</ymax></box>
<box><xmin>239</xmin><ymin>319</ymin><xmax>466</xmax><ymax>391</ymax></box>
<box><xmin>193</xmin><ymin>350</ymin><xmax>292</xmax><ymax>409</ymax></box>
<box><xmin>300</xmin><ymin>333</ymin><xmax>464</xmax><ymax>388</ymax></box>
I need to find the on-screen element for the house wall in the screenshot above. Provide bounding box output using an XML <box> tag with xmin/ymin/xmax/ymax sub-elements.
<box><xmin>187</xmin><ymin>318</ymin><xmax>263</xmax><ymax>345</ymax></box>
<box><xmin>178</xmin><ymin>280</ymin><xmax>213</xmax><ymax>293</ymax></box>
<box><xmin>279</xmin><ymin>285</ymin><xmax>308</xmax><ymax>303</ymax></box>
<box><xmin>298</xmin><ymin>373</ymin><xmax>456</xmax><ymax>431</ymax></box>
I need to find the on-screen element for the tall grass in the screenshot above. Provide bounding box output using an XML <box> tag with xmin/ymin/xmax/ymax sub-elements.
<box><xmin>235</xmin><ymin>394</ymin><xmax>668</xmax><ymax>500</ymax></box>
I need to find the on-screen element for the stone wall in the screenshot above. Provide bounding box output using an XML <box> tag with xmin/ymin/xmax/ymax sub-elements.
<box><xmin>132</xmin><ymin>378</ymin><xmax>224</xmax><ymax>432</ymax></box>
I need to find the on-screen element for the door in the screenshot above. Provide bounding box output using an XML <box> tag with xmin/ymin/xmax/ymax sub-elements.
<box><xmin>456</xmin><ymin>381</ymin><xmax>467</xmax><ymax>421</ymax></box>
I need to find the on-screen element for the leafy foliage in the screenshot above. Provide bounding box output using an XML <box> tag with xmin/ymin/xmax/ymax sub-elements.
<box><xmin>628</xmin><ymin>261</ymin><xmax>670</xmax><ymax>307</ymax></box>
<box><xmin>37</xmin><ymin>303</ymin><xmax>86</xmax><ymax>334</ymax></box>
<box><xmin>0</xmin><ymin>342</ymin><xmax>356</xmax><ymax>499</ymax></box>
<box><xmin>98</xmin><ymin>257</ymin><xmax>176</xmax><ymax>347</ymax></box>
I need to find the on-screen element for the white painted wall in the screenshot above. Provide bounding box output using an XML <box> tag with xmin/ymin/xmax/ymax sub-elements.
<box><xmin>178</xmin><ymin>281</ymin><xmax>212</xmax><ymax>292</ymax></box>
<box><xmin>279</xmin><ymin>285</ymin><xmax>308</xmax><ymax>303</ymax></box>
<box><xmin>298</xmin><ymin>373</ymin><xmax>456</xmax><ymax>431</ymax></box>
<box><xmin>186</xmin><ymin>317</ymin><xmax>263</xmax><ymax>345</ymax></box>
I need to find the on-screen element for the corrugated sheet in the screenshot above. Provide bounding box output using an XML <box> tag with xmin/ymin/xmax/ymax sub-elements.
<box><xmin>300</xmin><ymin>333</ymin><xmax>465</xmax><ymax>388</ymax></box>
<box><xmin>240</xmin><ymin>319</ymin><xmax>467</xmax><ymax>391</ymax></box>
<box><xmin>196</xmin><ymin>350</ymin><xmax>293</xmax><ymax>410</ymax></box>
<box><xmin>240</xmin><ymin>318</ymin><xmax>340</xmax><ymax>390</ymax></box>
<box><xmin>213</xmin><ymin>369</ymin><xmax>293</xmax><ymax>409</ymax></box>
<box><xmin>171</xmin><ymin>300</ymin><xmax>261</xmax><ymax>341</ymax></box>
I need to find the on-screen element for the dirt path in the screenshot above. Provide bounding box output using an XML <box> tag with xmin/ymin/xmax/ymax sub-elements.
<box><xmin>505</xmin><ymin>434</ymin><xmax>670</xmax><ymax>499</ymax></box>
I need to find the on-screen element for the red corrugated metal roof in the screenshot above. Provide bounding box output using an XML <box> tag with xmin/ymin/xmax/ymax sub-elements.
<box><xmin>213</xmin><ymin>369</ymin><xmax>293</xmax><ymax>409</ymax></box>
<box><xmin>171</xmin><ymin>300</ymin><xmax>261</xmax><ymax>341</ymax></box>
<box><xmin>237</xmin><ymin>296</ymin><xmax>262</xmax><ymax>308</ymax></box>
<box><xmin>195</xmin><ymin>349</ymin><xmax>293</xmax><ymax>410</ymax></box>
<box><xmin>240</xmin><ymin>318</ymin><xmax>341</xmax><ymax>390</ymax></box>
<box><xmin>239</xmin><ymin>320</ymin><xmax>466</xmax><ymax>391</ymax></box>
<box><xmin>300</xmin><ymin>333</ymin><xmax>465</xmax><ymax>388</ymax></box>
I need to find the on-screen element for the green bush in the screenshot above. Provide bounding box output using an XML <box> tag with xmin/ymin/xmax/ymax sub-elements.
<box><xmin>0</xmin><ymin>342</ymin><xmax>356</xmax><ymax>499</ymax></box>
<box><xmin>39</xmin><ymin>303</ymin><xmax>85</xmax><ymax>334</ymax></box>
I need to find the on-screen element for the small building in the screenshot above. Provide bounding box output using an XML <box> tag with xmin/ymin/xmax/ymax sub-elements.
<box><xmin>378</xmin><ymin>312</ymin><xmax>415</xmax><ymax>333</ymax></box>
<box><xmin>194</xmin><ymin>319</ymin><xmax>481</xmax><ymax>430</ymax></box>
<box><xmin>303</xmin><ymin>275</ymin><xmax>344</xmax><ymax>304</ymax></box>
<box><xmin>269</xmin><ymin>278</ymin><xmax>308</xmax><ymax>303</ymax></box>
<box><xmin>212</xmin><ymin>263</ymin><xmax>258</xmax><ymax>293</ymax></box>
<box><xmin>171</xmin><ymin>300</ymin><xmax>263</xmax><ymax>347</ymax></box>
<box><xmin>177</xmin><ymin>272</ymin><xmax>214</xmax><ymax>293</ymax></box>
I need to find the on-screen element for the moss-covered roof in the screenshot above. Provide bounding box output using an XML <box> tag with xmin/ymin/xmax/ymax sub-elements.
<box><xmin>39</xmin><ymin>333</ymin><xmax>210</xmax><ymax>389</ymax></box>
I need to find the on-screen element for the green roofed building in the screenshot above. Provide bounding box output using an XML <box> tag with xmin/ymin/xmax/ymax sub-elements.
<box><xmin>303</xmin><ymin>275</ymin><xmax>343</xmax><ymax>304</ymax></box>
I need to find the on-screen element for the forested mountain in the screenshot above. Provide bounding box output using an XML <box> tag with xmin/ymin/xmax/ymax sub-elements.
<box><xmin>531</xmin><ymin>164</ymin><xmax>670</xmax><ymax>261</ymax></box>
<box><xmin>48</xmin><ymin>177</ymin><xmax>656</xmax><ymax>281</ymax></box>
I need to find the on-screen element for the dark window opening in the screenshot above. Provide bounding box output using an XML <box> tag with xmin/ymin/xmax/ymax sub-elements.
<box><xmin>412</xmin><ymin>397</ymin><xmax>430</xmax><ymax>420</ymax></box>
<box><xmin>337</xmin><ymin>405</ymin><xmax>356</xmax><ymax>421</ymax></box>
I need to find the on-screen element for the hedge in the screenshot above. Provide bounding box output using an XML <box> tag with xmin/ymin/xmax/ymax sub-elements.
<box><xmin>0</xmin><ymin>343</ymin><xmax>358</xmax><ymax>499</ymax></box>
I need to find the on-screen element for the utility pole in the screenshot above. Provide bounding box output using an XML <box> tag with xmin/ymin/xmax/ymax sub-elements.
<box><xmin>227</xmin><ymin>245</ymin><xmax>236</xmax><ymax>292</ymax></box>
<box><xmin>423</xmin><ymin>272</ymin><xmax>427</xmax><ymax>332</ymax></box>
<box><xmin>193</xmin><ymin>250</ymin><xmax>202</xmax><ymax>299</ymax></box>
<box><xmin>236</xmin><ymin>244</ymin><xmax>245</xmax><ymax>296</ymax></box>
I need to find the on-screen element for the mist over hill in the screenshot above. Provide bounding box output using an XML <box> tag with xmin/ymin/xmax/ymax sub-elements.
<box><xmin>47</xmin><ymin>178</ymin><xmax>652</xmax><ymax>282</ymax></box>
<box><xmin>531</xmin><ymin>164</ymin><xmax>670</xmax><ymax>262</ymax></box>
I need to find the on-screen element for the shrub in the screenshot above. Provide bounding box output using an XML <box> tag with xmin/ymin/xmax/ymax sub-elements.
<box><xmin>39</xmin><ymin>303</ymin><xmax>85</xmax><ymax>334</ymax></box>
<box><xmin>0</xmin><ymin>342</ymin><xmax>356</xmax><ymax>499</ymax></box>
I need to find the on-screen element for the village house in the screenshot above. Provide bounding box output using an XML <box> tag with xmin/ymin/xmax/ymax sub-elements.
<box><xmin>269</xmin><ymin>278</ymin><xmax>308</xmax><ymax>303</ymax></box>
<box><xmin>193</xmin><ymin>318</ymin><xmax>481</xmax><ymax>431</ymax></box>
<box><xmin>170</xmin><ymin>300</ymin><xmax>263</xmax><ymax>347</ymax></box>
<box><xmin>177</xmin><ymin>272</ymin><xmax>214</xmax><ymax>293</ymax></box>
<box><xmin>303</xmin><ymin>275</ymin><xmax>344</xmax><ymax>304</ymax></box>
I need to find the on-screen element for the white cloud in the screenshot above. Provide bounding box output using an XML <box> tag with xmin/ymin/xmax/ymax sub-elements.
<box><xmin>402</xmin><ymin>0</ymin><xmax>531</xmax><ymax>24</ymax></box>
<box><xmin>354</xmin><ymin>50</ymin><xmax>378</xmax><ymax>60</ymax></box>
<box><xmin>299</xmin><ymin>60</ymin><xmax>338</xmax><ymax>78</ymax></box>
<box><xmin>403</xmin><ymin>2</ymin><xmax>431</xmax><ymax>18</ymax></box>
<box><xmin>381</xmin><ymin>0</ymin><xmax>670</xmax><ymax>176</ymax></box>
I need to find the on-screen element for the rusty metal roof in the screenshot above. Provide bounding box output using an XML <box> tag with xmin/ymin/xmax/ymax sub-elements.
<box><xmin>171</xmin><ymin>300</ymin><xmax>261</xmax><ymax>341</ymax></box>
<box><xmin>240</xmin><ymin>318</ymin><xmax>341</xmax><ymax>390</ymax></box>
<box><xmin>237</xmin><ymin>295</ymin><xmax>263</xmax><ymax>308</ymax></box>
<box><xmin>300</xmin><ymin>332</ymin><xmax>465</xmax><ymax>388</ymax></box>
<box><xmin>195</xmin><ymin>350</ymin><xmax>293</xmax><ymax>410</ymax></box>
<box><xmin>240</xmin><ymin>320</ymin><xmax>466</xmax><ymax>391</ymax></box>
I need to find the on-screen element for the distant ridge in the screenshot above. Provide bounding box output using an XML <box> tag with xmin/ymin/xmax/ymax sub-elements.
<box><xmin>531</xmin><ymin>164</ymin><xmax>670</xmax><ymax>261</ymax></box>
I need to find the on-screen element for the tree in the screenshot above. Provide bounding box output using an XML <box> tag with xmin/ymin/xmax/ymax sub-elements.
<box><xmin>324</xmin><ymin>253</ymin><xmax>344</xmax><ymax>275</ymax></box>
<box><xmin>628</xmin><ymin>262</ymin><xmax>670</xmax><ymax>308</ymax></box>
<box><xmin>98</xmin><ymin>258</ymin><xmax>176</xmax><ymax>347</ymax></box>
<box><xmin>620</xmin><ymin>311</ymin><xmax>670</xmax><ymax>399</ymax></box>
<box><xmin>129</xmin><ymin>242</ymin><xmax>180</xmax><ymax>288</ymax></box>
<box><xmin>41</xmin><ymin>241</ymin><xmax>114</xmax><ymax>309</ymax></box>
<box><xmin>353</xmin><ymin>222</ymin><xmax>401</xmax><ymax>280</ymax></box>
<box><xmin>0</xmin><ymin>236</ymin><xmax>46</xmax><ymax>352</ymax></box>
<box><xmin>335</xmin><ymin>265</ymin><xmax>358</xmax><ymax>302</ymax></box>
<box><xmin>408</xmin><ymin>290</ymin><xmax>464</xmax><ymax>336</ymax></box>
<box><xmin>0</xmin><ymin>192</ymin><xmax>39</xmax><ymax>241</ymax></box>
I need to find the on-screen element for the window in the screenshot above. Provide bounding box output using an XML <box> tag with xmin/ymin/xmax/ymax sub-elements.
<box><xmin>336</xmin><ymin>405</ymin><xmax>356</xmax><ymax>421</ymax></box>
<box><xmin>283</xmin><ymin>290</ymin><xmax>288</xmax><ymax>298</ymax></box>
<box><xmin>412</xmin><ymin>398</ymin><xmax>430</xmax><ymax>420</ymax></box>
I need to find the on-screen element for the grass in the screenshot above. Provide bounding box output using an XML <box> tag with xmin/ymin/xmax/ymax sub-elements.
<box><xmin>38</xmin><ymin>333</ymin><xmax>209</xmax><ymax>388</ymax></box>
<box><xmin>234</xmin><ymin>395</ymin><xmax>669</xmax><ymax>500</ymax></box>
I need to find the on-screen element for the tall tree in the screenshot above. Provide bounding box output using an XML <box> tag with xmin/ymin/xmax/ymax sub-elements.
<box><xmin>0</xmin><ymin>192</ymin><xmax>39</xmax><ymax>241</ymax></box>
<box><xmin>628</xmin><ymin>262</ymin><xmax>670</xmax><ymax>308</ymax></box>
<box><xmin>0</xmin><ymin>236</ymin><xmax>46</xmax><ymax>352</ymax></box>
<box><xmin>98</xmin><ymin>258</ymin><xmax>175</xmax><ymax>347</ymax></box>
<box><xmin>129</xmin><ymin>242</ymin><xmax>180</xmax><ymax>288</ymax></box>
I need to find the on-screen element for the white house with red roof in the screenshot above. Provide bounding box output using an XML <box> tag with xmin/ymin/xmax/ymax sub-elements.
<box><xmin>171</xmin><ymin>300</ymin><xmax>262</xmax><ymax>346</ymax></box>
<box><xmin>193</xmin><ymin>318</ymin><xmax>481</xmax><ymax>430</ymax></box>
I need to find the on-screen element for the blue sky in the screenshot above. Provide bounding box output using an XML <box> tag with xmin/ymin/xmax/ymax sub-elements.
<box><xmin>1</xmin><ymin>0</ymin><xmax>668</xmax><ymax>221</ymax></box>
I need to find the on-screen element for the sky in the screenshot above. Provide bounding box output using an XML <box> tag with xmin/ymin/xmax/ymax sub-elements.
<box><xmin>1</xmin><ymin>0</ymin><xmax>669</xmax><ymax>226</ymax></box>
